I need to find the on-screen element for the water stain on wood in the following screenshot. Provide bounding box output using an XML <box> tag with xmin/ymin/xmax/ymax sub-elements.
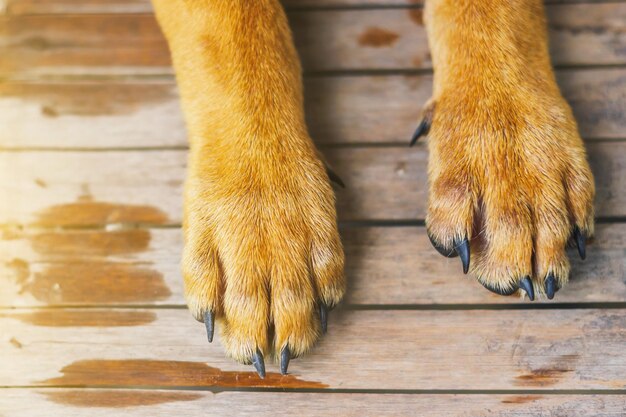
<box><xmin>46</xmin><ymin>390</ymin><xmax>202</xmax><ymax>408</ymax></box>
<box><xmin>358</xmin><ymin>27</ymin><xmax>399</xmax><ymax>47</ymax></box>
<box><xmin>6</xmin><ymin>213</ymin><xmax>172</xmax><ymax>304</ymax></box>
<box><xmin>12</xmin><ymin>262</ymin><xmax>171</xmax><ymax>304</ymax></box>
<box><xmin>35</xmin><ymin>178</ymin><xmax>48</xmax><ymax>188</ymax></box>
<box><xmin>408</xmin><ymin>9</ymin><xmax>423</xmax><ymax>26</ymax></box>
<box><xmin>44</xmin><ymin>359</ymin><xmax>328</xmax><ymax>389</ymax></box>
<box><xmin>48</xmin><ymin>389</ymin><xmax>203</xmax><ymax>408</ymax></box>
<box><xmin>34</xmin><ymin>201</ymin><xmax>168</xmax><ymax>227</ymax></box>
<box><xmin>30</xmin><ymin>229</ymin><xmax>151</xmax><ymax>257</ymax></box>
<box><xmin>501</xmin><ymin>395</ymin><xmax>543</xmax><ymax>404</ymax></box>
<box><xmin>10</xmin><ymin>337</ymin><xmax>23</xmax><ymax>348</ymax></box>
<box><xmin>515</xmin><ymin>368</ymin><xmax>572</xmax><ymax>387</ymax></box>
<box><xmin>6</xmin><ymin>310</ymin><xmax>156</xmax><ymax>327</ymax></box>
<box><xmin>0</xmin><ymin>83</ymin><xmax>176</xmax><ymax>118</ymax></box>
<box><xmin>515</xmin><ymin>353</ymin><xmax>580</xmax><ymax>387</ymax></box>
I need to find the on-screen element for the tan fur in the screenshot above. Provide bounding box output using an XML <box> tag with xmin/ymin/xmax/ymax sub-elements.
<box><xmin>424</xmin><ymin>0</ymin><xmax>594</xmax><ymax>296</ymax></box>
<box><xmin>151</xmin><ymin>0</ymin><xmax>595</xmax><ymax>367</ymax></box>
<box><xmin>152</xmin><ymin>0</ymin><xmax>345</xmax><ymax>364</ymax></box>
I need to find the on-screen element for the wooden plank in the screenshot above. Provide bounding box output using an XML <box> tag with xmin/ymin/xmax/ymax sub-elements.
<box><xmin>1</xmin><ymin>0</ymin><xmax>611</xmax><ymax>15</ymax></box>
<box><xmin>1</xmin><ymin>308</ymin><xmax>625</xmax><ymax>389</ymax></box>
<box><xmin>0</xmin><ymin>224</ymin><xmax>623</xmax><ymax>307</ymax></box>
<box><xmin>1</xmin><ymin>4</ymin><xmax>625</xmax><ymax>77</ymax></box>
<box><xmin>2</xmin><ymin>390</ymin><xmax>626</xmax><ymax>417</ymax></box>
<box><xmin>0</xmin><ymin>142</ymin><xmax>623</xmax><ymax>225</ymax></box>
<box><xmin>0</xmin><ymin>69</ymin><xmax>624</xmax><ymax>148</ymax></box>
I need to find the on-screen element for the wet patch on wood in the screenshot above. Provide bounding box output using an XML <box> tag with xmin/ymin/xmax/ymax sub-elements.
<box><xmin>515</xmin><ymin>368</ymin><xmax>573</xmax><ymax>387</ymax></box>
<box><xmin>501</xmin><ymin>395</ymin><xmax>544</xmax><ymax>404</ymax></box>
<box><xmin>29</xmin><ymin>229</ymin><xmax>152</xmax><ymax>257</ymax></box>
<box><xmin>45</xmin><ymin>390</ymin><xmax>202</xmax><ymax>408</ymax></box>
<box><xmin>9</xmin><ymin>337</ymin><xmax>23</xmax><ymax>348</ymax></box>
<box><xmin>408</xmin><ymin>9</ymin><xmax>423</xmax><ymax>26</ymax></box>
<box><xmin>10</xmin><ymin>261</ymin><xmax>171</xmax><ymax>304</ymax></box>
<box><xmin>43</xmin><ymin>359</ymin><xmax>328</xmax><ymax>389</ymax></box>
<box><xmin>34</xmin><ymin>200</ymin><xmax>168</xmax><ymax>227</ymax></box>
<box><xmin>358</xmin><ymin>27</ymin><xmax>399</xmax><ymax>47</ymax></box>
<box><xmin>6</xmin><ymin>210</ymin><xmax>172</xmax><ymax>304</ymax></box>
<box><xmin>5</xmin><ymin>310</ymin><xmax>156</xmax><ymax>327</ymax></box>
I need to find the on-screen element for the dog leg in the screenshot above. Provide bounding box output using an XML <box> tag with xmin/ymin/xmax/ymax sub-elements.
<box><xmin>152</xmin><ymin>0</ymin><xmax>345</xmax><ymax>375</ymax></box>
<box><xmin>422</xmin><ymin>0</ymin><xmax>595</xmax><ymax>299</ymax></box>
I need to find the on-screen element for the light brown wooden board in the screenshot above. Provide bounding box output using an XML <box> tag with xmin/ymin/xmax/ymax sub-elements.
<box><xmin>1</xmin><ymin>0</ymin><xmax>612</xmax><ymax>15</ymax></box>
<box><xmin>1</xmin><ymin>4</ymin><xmax>625</xmax><ymax>77</ymax></box>
<box><xmin>0</xmin><ymin>224</ymin><xmax>623</xmax><ymax>307</ymax></box>
<box><xmin>1</xmin><ymin>308</ymin><xmax>625</xmax><ymax>389</ymax></box>
<box><xmin>1</xmin><ymin>69</ymin><xmax>624</xmax><ymax>148</ymax></box>
<box><xmin>2</xmin><ymin>390</ymin><xmax>626</xmax><ymax>417</ymax></box>
<box><xmin>0</xmin><ymin>142</ymin><xmax>623</xmax><ymax>225</ymax></box>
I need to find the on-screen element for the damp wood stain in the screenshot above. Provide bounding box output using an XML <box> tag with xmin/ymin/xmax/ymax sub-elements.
<box><xmin>43</xmin><ymin>359</ymin><xmax>328</xmax><ymax>389</ymax></box>
<box><xmin>514</xmin><ymin>368</ymin><xmax>572</xmax><ymax>387</ymax></box>
<box><xmin>13</xmin><ymin>262</ymin><xmax>171</xmax><ymax>304</ymax></box>
<box><xmin>10</xmin><ymin>337</ymin><xmax>23</xmax><ymax>348</ymax></box>
<box><xmin>6</xmin><ymin>217</ymin><xmax>172</xmax><ymax>304</ymax></box>
<box><xmin>45</xmin><ymin>390</ymin><xmax>202</xmax><ymax>408</ymax></box>
<box><xmin>408</xmin><ymin>9</ymin><xmax>423</xmax><ymax>25</ymax></box>
<box><xmin>358</xmin><ymin>27</ymin><xmax>399</xmax><ymax>47</ymax></box>
<box><xmin>6</xmin><ymin>310</ymin><xmax>156</xmax><ymax>327</ymax></box>
<box><xmin>30</xmin><ymin>229</ymin><xmax>151</xmax><ymax>257</ymax></box>
<box><xmin>501</xmin><ymin>395</ymin><xmax>543</xmax><ymax>404</ymax></box>
<box><xmin>34</xmin><ymin>178</ymin><xmax>48</xmax><ymax>188</ymax></box>
<box><xmin>34</xmin><ymin>201</ymin><xmax>168</xmax><ymax>227</ymax></box>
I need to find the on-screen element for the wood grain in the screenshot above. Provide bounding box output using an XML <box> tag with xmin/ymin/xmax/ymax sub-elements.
<box><xmin>0</xmin><ymin>142</ymin><xmax>623</xmax><ymax>225</ymax></box>
<box><xmin>2</xmin><ymin>390</ymin><xmax>626</xmax><ymax>417</ymax></box>
<box><xmin>0</xmin><ymin>224</ymin><xmax>623</xmax><ymax>307</ymax></box>
<box><xmin>1</xmin><ymin>69</ymin><xmax>624</xmax><ymax>148</ymax></box>
<box><xmin>1</xmin><ymin>308</ymin><xmax>625</xmax><ymax>390</ymax></box>
<box><xmin>1</xmin><ymin>4</ymin><xmax>625</xmax><ymax>78</ymax></box>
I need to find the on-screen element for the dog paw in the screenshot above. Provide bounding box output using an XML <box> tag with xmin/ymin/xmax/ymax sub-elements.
<box><xmin>419</xmin><ymin>89</ymin><xmax>595</xmax><ymax>300</ymax></box>
<box><xmin>181</xmin><ymin>139</ymin><xmax>345</xmax><ymax>375</ymax></box>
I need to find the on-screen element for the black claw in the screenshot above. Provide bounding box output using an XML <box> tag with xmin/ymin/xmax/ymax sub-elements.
<box><xmin>456</xmin><ymin>238</ymin><xmax>470</xmax><ymax>274</ymax></box>
<box><xmin>409</xmin><ymin>118</ymin><xmax>430</xmax><ymax>147</ymax></box>
<box><xmin>574</xmin><ymin>227</ymin><xmax>586</xmax><ymax>260</ymax></box>
<box><xmin>545</xmin><ymin>273</ymin><xmax>557</xmax><ymax>300</ymax></box>
<box><xmin>319</xmin><ymin>303</ymin><xmax>328</xmax><ymax>334</ymax></box>
<box><xmin>204</xmin><ymin>310</ymin><xmax>214</xmax><ymax>343</ymax></box>
<box><xmin>326</xmin><ymin>167</ymin><xmax>345</xmax><ymax>188</ymax></box>
<box><xmin>519</xmin><ymin>276</ymin><xmax>535</xmax><ymax>301</ymax></box>
<box><xmin>427</xmin><ymin>232</ymin><xmax>458</xmax><ymax>258</ymax></box>
<box><xmin>280</xmin><ymin>346</ymin><xmax>291</xmax><ymax>375</ymax></box>
<box><xmin>252</xmin><ymin>349</ymin><xmax>265</xmax><ymax>379</ymax></box>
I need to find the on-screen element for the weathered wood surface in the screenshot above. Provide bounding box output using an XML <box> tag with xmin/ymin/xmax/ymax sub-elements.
<box><xmin>1</xmin><ymin>4</ymin><xmax>625</xmax><ymax>78</ymax></box>
<box><xmin>0</xmin><ymin>224</ymin><xmax>623</xmax><ymax>307</ymax></box>
<box><xmin>0</xmin><ymin>0</ymin><xmax>613</xmax><ymax>15</ymax></box>
<box><xmin>1</xmin><ymin>69</ymin><xmax>624</xmax><ymax>149</ymax></box>
<box><xmin>2</xmin><ymin>390</ymin><xmax>626</xmax><ymax>417</ymax></box>
<box><xmin>1</xmin><ymin>309</ymin><xmax>625</xmax><ymax>389</ymax></box>
<box><xmin>0</xmin><ymin>142</ymin><xmax>623</xmax><ymax>225</ymax></box>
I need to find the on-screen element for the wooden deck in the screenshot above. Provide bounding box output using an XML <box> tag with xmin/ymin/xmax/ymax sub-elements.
<box><xmin>1</xmin><ymin>0</ymin><xmax>625</xmax><ymax>415</ymax></box>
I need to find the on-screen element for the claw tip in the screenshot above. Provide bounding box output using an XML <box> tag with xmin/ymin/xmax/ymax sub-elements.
<box><xmin>204</xmin><ymin>310</ymin><xmax>214</xmax><ymax>343</ymax></box>
<box><xmin>252</xmin><ymin>349</ymin><xmax>266</xmax><ymax>379</ymax></box>
<box><xmin>519</xmin><ymin>277</ymin><xmax>535</xmax><ymax>301</ymax></box>
<box><xmin>280</xmin><ymin>346</ymin><xmax>291</xmax><ymax>375</ymax></box>
<box><xmin>456</xmin><ymin>238</ymin><xmax>470</xmax><ymax>274</ymax></box>
<box><xmin>545</xmin><ymin>274</ymin><xmax>557</xmax><ymax>300</ymax></box>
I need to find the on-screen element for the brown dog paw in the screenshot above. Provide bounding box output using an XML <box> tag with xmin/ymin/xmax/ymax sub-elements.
<box><xmin>182</xmin><ymin>138</ymin><xmax>345</xmax><ymax>375</ymax></box>
<box><xmin>422</xmin><ymin>91</ymin><xmax>594</xmax><ymax>300</ymax></box>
